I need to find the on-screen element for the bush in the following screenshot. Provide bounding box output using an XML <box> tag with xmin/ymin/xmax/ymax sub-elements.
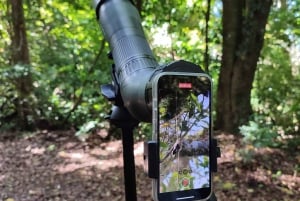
<box><xmin>239</xmin><ymin>116</ymin><xmax>279</xmax><ymax>148</ymax></box>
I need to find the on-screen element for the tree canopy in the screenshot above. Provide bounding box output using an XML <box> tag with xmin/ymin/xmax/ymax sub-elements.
<box><xmin>0</xmin><ymin>0</ymin><xmax>299</xmax><ymax>148</ymax></box>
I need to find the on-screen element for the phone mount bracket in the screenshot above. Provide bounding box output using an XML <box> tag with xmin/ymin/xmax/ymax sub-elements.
<box><xmin>144</xmin><ymin>61</ymin><xmax>221</xmax><ymax>200</ymax></box>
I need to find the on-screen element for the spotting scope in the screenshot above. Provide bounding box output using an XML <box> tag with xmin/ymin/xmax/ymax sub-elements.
<box><xmin>94</xmin><ymin>0</ymin><xmax>159</xmax><ymax>122</ymax></box>
<box><xmin>93</xmin><ymin>0</ymin><xmax>205</xmax><ymax>123</ymax></box>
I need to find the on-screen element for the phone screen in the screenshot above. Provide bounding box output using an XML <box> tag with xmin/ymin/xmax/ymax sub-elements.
<box><xmin>157</xmin><ymin>74</ymin><xmax>211</xmax><ymax>200</ymax></box>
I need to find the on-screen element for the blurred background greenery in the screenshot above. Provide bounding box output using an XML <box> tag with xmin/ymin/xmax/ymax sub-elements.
<box><xmin>0</xmin><ymin>0</ymin><xmax>299</xmax><ymax>150</ymax></box>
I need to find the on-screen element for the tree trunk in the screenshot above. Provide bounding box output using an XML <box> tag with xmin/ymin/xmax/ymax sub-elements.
<box><xmin>216</xmin><ymin>0</ymin><xmax>272</xmax><ymax>133</ymax></box>
<box><xmin>8</xmin><ymin>0</ymin><xmax>35</xmax><ymax>129</ymax></box>
<box><xmin>204</xmin><ymin>0</ymin><xmax>211</xmax><ymax>72</ymax></box>
<box><xmin>134</xmin><ymin>0</ymin><xmax>143</xmax><ymax>15</ymax></box>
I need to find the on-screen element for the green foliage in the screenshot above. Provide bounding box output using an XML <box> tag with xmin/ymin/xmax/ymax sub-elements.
<box><xmin>0</xmin><ymin>0</ymin><xmax>111</xmax><ymax>132</ymax></box>
<box><xmin>0</xmin><ymin>64</ymin><xmax>33</xmax><ymax>129</ymax></box>
<box><xmin>239</xmin><ymin>116</ymin><xmax>279</xmax><ymax>148</ymax></box>
<box><xmin>142</xmin><ymin>0</ymin><xmax>221</xmax><ymax>67</ymax></box>
<box><xmin>248</xmin><ymin>0</ymin><xmax>300</xmax><ymax>147</ymax></box>
<box><xmin>135</xmin><ymin>122</ymin><xmax>152</xmax><ymax>140</ymax></box>
<box><xmin>75</xmin><ymin>120</ymin><xmax>100</xmax><ymax>140</ymax></box>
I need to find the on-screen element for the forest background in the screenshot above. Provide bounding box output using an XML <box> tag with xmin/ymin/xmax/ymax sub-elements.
<box><xmin>0</xmin><ymin>0</ymin><xmax>299</xmax><ymax>200</ymax></box>
<box><xmin>1</xmin><ymin>0</ymin><xmax>299</xmax><ymax>148</ymax></box>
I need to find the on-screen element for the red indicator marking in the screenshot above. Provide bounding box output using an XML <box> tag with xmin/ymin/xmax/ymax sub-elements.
<box><xmin>179</xmin><ymin>83</ymin><xmax>192</xmax><ymax>89</ymax></box>
<box><xmin>181</xmin><ymin>178</ymin><xmax>190</xmax><ymax>187</ymax></box>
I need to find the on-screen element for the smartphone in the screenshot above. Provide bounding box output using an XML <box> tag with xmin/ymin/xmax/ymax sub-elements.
<box><xmin>152</xmin><ymin>72</ymin><xmax>212</xmax><ymax>201</ymax></box>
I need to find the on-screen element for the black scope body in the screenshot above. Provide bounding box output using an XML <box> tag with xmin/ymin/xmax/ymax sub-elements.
<box><xmin>94</xmin><ymin>0</ymin><xmax>158</xmax><ymax>122</ymax></box>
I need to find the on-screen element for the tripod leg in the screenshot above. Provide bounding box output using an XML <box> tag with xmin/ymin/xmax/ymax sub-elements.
<box><xmin>121</xmin><ymin>126</ymin><xmax>137</xmax><ymax>201</ymax></box>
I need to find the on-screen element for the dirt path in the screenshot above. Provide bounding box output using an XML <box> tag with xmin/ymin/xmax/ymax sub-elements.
<box><xmin>0</xmin><ymin>131</ymin><xmax>299</xmax><ymax>201</ymax></box>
